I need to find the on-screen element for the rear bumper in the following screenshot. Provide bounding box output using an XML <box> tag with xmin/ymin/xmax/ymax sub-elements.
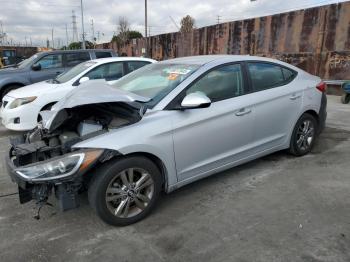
<box><xmin>318</xmin><ymin>93</ymin><xmax>327</xmax><ymax>134</ymax></box>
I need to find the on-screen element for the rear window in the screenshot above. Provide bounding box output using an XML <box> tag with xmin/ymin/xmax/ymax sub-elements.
<box><xmin>65</xmin><ymin>52</ymin><xmax>91</xmax><ymax>67</ymax></box>
<box><xmin>126</xmin><ymin>61</ymin><xmax>151</xmax><ymax>73</ymax></box>
<box><xmin>248</xmin><ymin>62</ymin><xmax>296</xmax><ymax>92</ymax></box>
<box><xmin>95</xmin><ymin>52</ymin><xmax>112</xmax><ymax>59</ymax></box>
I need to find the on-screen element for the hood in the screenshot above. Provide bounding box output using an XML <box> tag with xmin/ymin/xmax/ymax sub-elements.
<box><xmin>6</xmin><ymin>81</ymin><xmax>57</xmax><ymax>98</ymax></box>
<box><xmin>0</xmin><ymin>66</ymin><xmax>26</xmax><ymax>74</ymax></box>
<box><xmin>41</xmin><ymin>80</ymin><xmax>150</xmax><ymax>131</ymax></box>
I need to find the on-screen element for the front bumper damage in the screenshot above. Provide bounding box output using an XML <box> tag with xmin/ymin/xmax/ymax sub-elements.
<box><xmin>6</xmin><ymin>150</ymin><xmax>98</xmax><ymax>212</ymax></box>
<box><xmin>5</xmin><ymin>135</ymin><xmax>115</xmax><ymax>213</ymax></box>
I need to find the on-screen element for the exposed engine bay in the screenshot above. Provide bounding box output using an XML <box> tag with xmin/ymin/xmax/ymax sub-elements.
<box><xmin>8</xmin><ymin>102</ymin><xmax>143</xmax><ymax>216</ymax></box>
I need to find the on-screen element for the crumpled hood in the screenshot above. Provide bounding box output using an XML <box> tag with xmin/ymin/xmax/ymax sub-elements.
<box><xmin>6</xmin><ymin>81</ymin><xmax>57</xmax><ymax>98</ymax></box>
<box><xmin>41</xmin><ymin>80</ymin><xmax>150</xmax><ymax>131</ymax></box>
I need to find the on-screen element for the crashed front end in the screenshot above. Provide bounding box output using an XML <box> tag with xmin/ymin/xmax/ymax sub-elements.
<box><xmin>6</xmin><ymin>135</ymin><xmax>104</xmax><ymax>211</ymax></box>
<box><xmin>5</xmin><ymin>83</ymin><xmax>149</xmax><ymax>214</ymax></box>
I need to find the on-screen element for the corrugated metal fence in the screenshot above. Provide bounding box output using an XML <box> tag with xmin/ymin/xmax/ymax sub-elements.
<box><xmin>104</xmin><ymin>2</ymin><xmax>350</xmax><ymax>80</ymax></box>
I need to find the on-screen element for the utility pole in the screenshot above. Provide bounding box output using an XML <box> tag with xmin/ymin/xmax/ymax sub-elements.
<box><xmin>217</xmin><ymin>15</ymin><xmax>221</xmax><ymax>24</ymax></box>
<box><xmin>51</xmin><ymin>28</ymin><xmax>54</xmax><ymax>49</ymax></box>
<box><xmin>145</xmin><ymin>0</ymin><xmax>148</xmax><ymax>56</ymax></box>
<box><xmin>65</xmin><ymin>24</ymin><xmax>69</xmax><ymax>49</ymax></box>
<box><xmin>91</xmin><ymin>19</ymin><xmax>95</xmax><ymax>45</ymax></box>
<box><xmin>72</xmin><ymin>10</ymin><xmax>78</xmax><ymax>42</ymax></box>
<box><xmin>80</xmin><ymin>0</ymin><xmax>86</xmax><ymax>49</ymax></box>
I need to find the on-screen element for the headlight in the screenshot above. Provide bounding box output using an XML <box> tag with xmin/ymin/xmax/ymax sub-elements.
<box><xmin>15</xmin><ymin>150</ymin><xmax>103</xmax><ymax>182</ymax></box>
<box><xmin>9</xmin><ymin>96</ymin><xmax>37</xmax><ymax>109</ymax></box>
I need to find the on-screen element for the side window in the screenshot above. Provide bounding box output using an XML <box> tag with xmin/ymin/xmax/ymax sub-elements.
<box><xmin>126</xmin><ymin>61</ymin><xmax>150</xmax><ymax>73</ymax></box>
<box><xmin>95</xmin><ymin>52</ymin><xmax>112</xmax><ymax>59</ymax></box>
<box><xmin>248</xmin><ymin>63</ymin><xmax>286</xmax><ymax>91</ymax></box>
<box><xmin>65</xmin><ymin>52</ymin><xmax>90</xmax><ymax>67</ymax></box>
<box><xmin>186</xmin><ymin>64</ymin><xmax>244</xmax><ymax>103</ymax></box>
<box><xmin>105</xmin><ymin>62</ymin><xmax>123</xmax><ymax>81</ymax></box>
<box><xmin>282</xmin><ymin>67</ymin><xmax>296</xmax><ymax>82</ymax></box>
<box><xmin>37</xmin><ymin>54</ymin><xmax>63</xmax><ymax>69</ymax></box>
<box><xmin>85</xmin><ymin>62</ymin><xmax>123</xmax><ymax>81</ymax></box>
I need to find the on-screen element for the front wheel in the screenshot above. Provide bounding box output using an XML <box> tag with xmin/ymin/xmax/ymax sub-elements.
<box><xmin>88</xmin><ymin>156</ymin><xmax>162</xmax><ymax>226</ymax></box>
<box><xmin>289</xmin><ymin>113</ymin><xmax>317</xmax><ymax>156</ymax></box>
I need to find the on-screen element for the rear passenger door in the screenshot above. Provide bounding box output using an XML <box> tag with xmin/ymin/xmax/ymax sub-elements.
<box><xmin>246</xmin><ymin>62</ymin><xmax>302</xmax><ymax>152</ymax></box>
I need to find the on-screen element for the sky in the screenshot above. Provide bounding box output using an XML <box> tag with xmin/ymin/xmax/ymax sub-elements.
<box><xmin>0</xmin><ymin>0</ymin><xmax>348</xmax><ymax>47</ymax></box>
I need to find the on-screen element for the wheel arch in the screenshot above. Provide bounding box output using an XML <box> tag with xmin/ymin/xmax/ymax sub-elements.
<box><xmin>0</xmin><ymin>82</ymin><xmax>25</xmax><ymax>98</ymax></box>
<box><xmin>287</xmin><ymin>108</ymin><xmax>320</xmax><ymax>147</ymax></box>
<box><xmin>122</xmin><ymin>152</ymin><xmax>168</xmax><ymax>191</ymax></box>
<box><xmin>303</xmin><ymin>109</ymin><xmax>320</xmax><ymax>127</ymax></box>
<box><xmin>90</xmin><ymin>150</ymin><xmax>170</xmax><ymax>192</ymax></box>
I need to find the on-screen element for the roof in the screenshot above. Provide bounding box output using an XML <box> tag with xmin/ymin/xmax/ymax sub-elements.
<box><xmin>159</xmin><ymin>55</ymin><xmax>304</xmax><ymax>71</ymax></box>
<box><xmin>38</xmin><ymin>49</ymin><xmax>115</xmax><ymax>55</ymax></box>
<box><xmin>159</xmin><ymin>55</ymin><xmax>253</xmax><ymax>65</ymax></box>
<box><xmin>91</xmin><ymin>57</ymin><xmax>156</xmax><ymax>64</ymax></box>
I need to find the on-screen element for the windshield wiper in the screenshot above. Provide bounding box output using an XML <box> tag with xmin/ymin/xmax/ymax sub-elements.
<box><xmin>52</xmin><ymin>79</ymin><xmax>60</xmax><ymax>84</ymax></box>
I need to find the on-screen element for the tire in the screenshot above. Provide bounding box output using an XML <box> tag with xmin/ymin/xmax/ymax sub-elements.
<box><xmin>88</xmin><ymin>156</ymin><xmax>162</xmax><ymax>226</ymax></box>
<box><xmin>341</xmin><ymin>93</ymin><xmax>350</xmax><ymax>104</ymax></box>
<box><xmin>289</xmin><ymin>113</ymin><xmax>318</xmax><ymax>156</ymax></box>
<box><xmin>1</xmin><ymin>85</ymin><xmax>22</xmax><ymax>101</ymax></box>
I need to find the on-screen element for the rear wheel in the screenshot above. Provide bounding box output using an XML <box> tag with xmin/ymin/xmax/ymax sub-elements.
<box><xmin>341</xmin><ymin>93</ymin><xmax>350</xmax><ymax>104</ymax></box>
<box><xmin>88</xmin><ymin>156</ymin><xmax>162</xmax><ymax>226</ymax></box>
<box><xmin>289</xmin><ymin>113</ymin><xmax>317</xmax><ymax>156</ymax></box>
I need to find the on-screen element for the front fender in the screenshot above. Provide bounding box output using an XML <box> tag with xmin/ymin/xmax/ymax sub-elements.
<box><xmin>72</xmin><ymin>111</ymin><xmax>178</xmax><ymax>191</ymax></box>
<box><xmin>0</xmin><ymin>75</ymin><xmax>30</xmax><ymax>89</ymax></box>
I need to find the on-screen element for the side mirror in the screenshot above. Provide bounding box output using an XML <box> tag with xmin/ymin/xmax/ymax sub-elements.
<box><xmin>31</xmin><ymin>63</ymin><xmax>41</xmax><ymax>71</ymax></box>
<box><xmin>79</xmin><ymin>76</ymin><xmax>90</xmax><ymax>84</ymax></box>
<box><xmin>181</xmin><ymin>92</ymin><xmax>211</xmax><ymax>109</ymax></box>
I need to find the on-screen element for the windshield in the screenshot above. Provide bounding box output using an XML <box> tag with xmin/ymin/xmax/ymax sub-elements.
<box><xmin>17</xmin><ymin>54</ymin><xmax>38</xmax><ymax>69</ymax></box>
<box><xmin>54</xmin><ymin>61</ymin><xmax>97</xmax><ymax>84</ymax></box>
<box><xmin>112</xmin><ymin>63</ymin><xmax>200</xmax><ymax>107</ymax></box>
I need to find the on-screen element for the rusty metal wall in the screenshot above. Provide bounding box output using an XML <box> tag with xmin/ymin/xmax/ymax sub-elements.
<box><xmin>114</xmin><ymin>2</ymin><xmax>350</xmax><ymax>80</ymax></box>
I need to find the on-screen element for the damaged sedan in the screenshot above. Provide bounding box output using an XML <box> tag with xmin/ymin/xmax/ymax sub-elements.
<box><xmin>6</xmin><ymin>55</ymin><xmax>327</xmax><ymax>226</ymax></box>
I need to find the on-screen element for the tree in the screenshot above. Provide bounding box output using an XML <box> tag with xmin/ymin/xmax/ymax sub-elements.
<box><xmin>68</xmin><ymin>41</ymin><xmax>94</xmax><ymax>50</ymax></box>
<box><xmin>128</xmin><ymin>30</ymin><xmax>143</xmax><ymax>39</ymax></box>
<box><xmin>117</xmin><ymin>16</ymin><xmax>130</xmax><ymax>45</ymax></box>
<box><xmin>180</xmin><ymin>15</ymin><xmax>195</xmax><ymax>33</ymax></box>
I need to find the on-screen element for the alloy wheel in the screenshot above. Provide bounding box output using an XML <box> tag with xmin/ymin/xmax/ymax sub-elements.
<box><xmin>296</xmin><ymin>119</ymin><xmax>315</xmax><ymax>151</ymax></box>
<box><xmin>105</xmin><ymin>168</ymin><xmax>155</xmax><ymax>218</ymax></box>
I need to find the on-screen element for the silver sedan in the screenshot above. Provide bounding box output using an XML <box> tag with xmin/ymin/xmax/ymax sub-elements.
<box><xmin>7</xmin><ymin>55</ymin><xmax>327</xmax><ymax>226</ymax></box>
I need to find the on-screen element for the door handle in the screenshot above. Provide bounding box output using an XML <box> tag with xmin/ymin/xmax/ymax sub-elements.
<box><xmin>290</xmin><ymin>94</ymin><xmax>301</xmax><ymax>100</ymax></box>
<box><xmin>235</xmin><ymin>108</ymin><xmax>252</xmax><ymax>116</ymax></box>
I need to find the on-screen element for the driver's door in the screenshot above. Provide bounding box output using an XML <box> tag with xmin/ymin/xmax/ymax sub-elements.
<box><xmin>29</xmin><ymin>54</ymin><xmax>64</xmax><ymax>83</ymax></box>
<box><xmin>171</xmin><ymin>64</ymin><xmax>255</xmax><ymax>182</ymax></box>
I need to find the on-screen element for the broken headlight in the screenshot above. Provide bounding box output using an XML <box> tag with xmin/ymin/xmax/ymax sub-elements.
<box><xmin>15</xmin><ymin>150</ymin><xmax>103</xmax><ymax>182</ymax></box>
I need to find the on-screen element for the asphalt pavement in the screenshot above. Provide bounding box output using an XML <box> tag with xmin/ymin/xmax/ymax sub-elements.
<box><xmin>0</xmin><ymin>95</ymin><xmax>350</xmax><ymax>262</ymax></box>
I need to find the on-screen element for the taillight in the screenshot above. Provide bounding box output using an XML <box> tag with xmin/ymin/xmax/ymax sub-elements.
<box><xmin>316</xmin><ymin>82</ymin><xmax>326</xmax><ymax>93</ymax></box>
